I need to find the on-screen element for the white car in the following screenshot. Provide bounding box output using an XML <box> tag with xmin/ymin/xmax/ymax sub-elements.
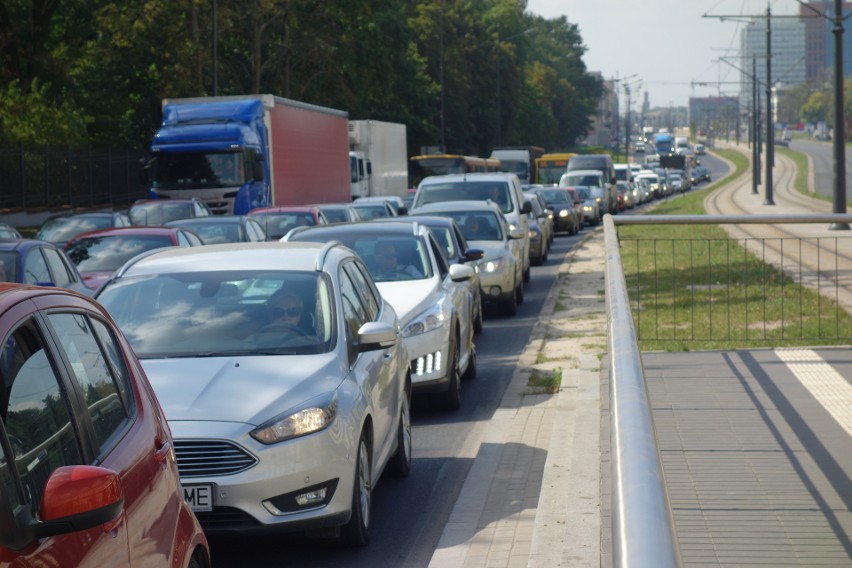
<box><xmin>411</xmin><ymin>200</ymin><xmax>526</xmax><ymax>316</ymax></box>
<box><xmin>95</xmin><ymin>242</ymin><xmax>411</xmax><ymax>545</ymax></box>
<box><xmin>286</xmin><ymin>221</ymin><xmax>477</xmax><ymax>410</ymax></box>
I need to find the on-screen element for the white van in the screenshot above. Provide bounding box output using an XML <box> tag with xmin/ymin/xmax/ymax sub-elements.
<box><xmin>413</xmin><ymin>172</ymin><xmax>533</xmax><ymax>282</ymax></box>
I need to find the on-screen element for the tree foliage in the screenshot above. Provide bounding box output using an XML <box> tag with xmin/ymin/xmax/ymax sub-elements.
<box><xmin>0</xmin><ymin>0</ymin><xmax>601</xmax><ymax>156</ymax></box>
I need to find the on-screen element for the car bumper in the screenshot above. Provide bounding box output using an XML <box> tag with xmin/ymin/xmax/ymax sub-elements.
<box><xmin>477</xmin><ymin>263</ymin><xmax>515</xmax><ymax>303</ymax></box>
<box><xmin>170</xmin><ymin>420</ymin><xmax>359</xmax><ymax>534</ymax></box>
<box><xmin>403</xmin><ymin>326</ymin><xmax>452</xmax><ymax>392</ymax></box>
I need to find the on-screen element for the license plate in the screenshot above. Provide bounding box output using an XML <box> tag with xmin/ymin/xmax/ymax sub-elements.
<box><xmin>183</xmin><ymin>484</ymin><xmax>214</xmax><ymax>512</ymax></box>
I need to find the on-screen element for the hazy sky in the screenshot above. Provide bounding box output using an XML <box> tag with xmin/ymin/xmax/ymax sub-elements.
<box><xmin>526</xmin><ymin>0</ymin><xmax>804</xmax><ymax>109</ymax></box>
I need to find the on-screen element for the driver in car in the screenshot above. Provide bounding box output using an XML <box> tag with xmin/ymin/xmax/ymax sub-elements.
<box><xmin>265</xmin><ymin>289</ymin><xmax>304</xmax><ymax>330</ymax></box>
<box><xmin>373</xmin><ymin>242</ymin><xmax>422</xmax><ymax>278</ymax></box>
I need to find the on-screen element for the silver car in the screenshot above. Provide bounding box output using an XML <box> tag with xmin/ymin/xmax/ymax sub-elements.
<box><xmin>411</xmin><ymin>201</ymin><xmax>526</xmax><ymax>317</ymax></box>
<box><xmin>285</xmin><ymin>221</ymin><xmax>477</xmax><ymax>410</ymax></box>
<box><xmin>95</xmin><ymin>242</ymin><xmax>411</xmax><ymax>545</ymax></box>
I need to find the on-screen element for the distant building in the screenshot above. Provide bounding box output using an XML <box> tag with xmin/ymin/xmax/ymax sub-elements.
<box><xmin>740</xmin><ymin>18</ymin><xmax>806</xmax><ymax>112</ymax></box>
<box><xmin>587</xmin><ymin>72</ymin><xmax>618</xmax><ymax>147</ymax></box>
<box><xmin>800</xmin><ymin>1</ymin><xmax>852</xmax><ymax>85</ymax></box>
<box><xmin>689</xmin><ymin>97</ymin><xmax>741</xmax><ymax>136</ymax></box>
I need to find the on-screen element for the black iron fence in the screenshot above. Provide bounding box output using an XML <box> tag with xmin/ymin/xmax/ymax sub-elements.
<box><xmin>0</xmin><ymin>144</ymin><xmax>148</xmax><ymax>211</ymax></box>
<box><xmin>614</xmin><ymin>215</ymin><xmax>852</xmax><ymax>345</ymax></box>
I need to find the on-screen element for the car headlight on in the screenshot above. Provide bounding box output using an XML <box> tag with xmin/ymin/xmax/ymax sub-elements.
<box><xmin>402</xmin><ymin>304</ymin><xmax>446</xmax><ymax>337</ymax></box>
<box><xmin>251</xmin><ymin>393</ymin><xmax>338</xmax><ymax>444</ymax></box>
<box><xmin>482</xmin><ymin>257</ymin><xmax>508</xmax><ymax>273</ymax></box>
<box><xmin>558</xmin><ymin>209</ymin><xmax>569</xmax><ymax>217</ymax></box>
<box><xmin>508</xmin><ymin>223</ymin><xmax>517</xmax><ymax>231</ymax></box>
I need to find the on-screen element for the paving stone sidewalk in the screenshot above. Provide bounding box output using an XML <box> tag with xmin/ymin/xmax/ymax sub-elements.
<box><xmin>428</xmin><ymin>229</ymin><xmax>608</xmax><ymax>568</ymax></box>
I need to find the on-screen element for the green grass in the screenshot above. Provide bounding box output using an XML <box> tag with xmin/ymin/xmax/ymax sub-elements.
<box><xmin>619</xmin><ymin>148</ymin><xmax>852</xmax><ymax>351</ymax></box>
<box><xmin>526</xmin><ymin>368</ymin><xmax>562</xmax><ymax>394</ymax></box>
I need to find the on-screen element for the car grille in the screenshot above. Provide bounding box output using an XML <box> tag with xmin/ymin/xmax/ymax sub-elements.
<box><xmin>174</xmin><ymin>439</ymin><xmax>257</xmax><ymax>477</ymax></box>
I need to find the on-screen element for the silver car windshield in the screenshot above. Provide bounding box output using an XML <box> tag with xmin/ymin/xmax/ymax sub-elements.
<box><xmin>97</xmin><ymin>271</ymin><xmax>335</xmax><ymax>357</ymax></box>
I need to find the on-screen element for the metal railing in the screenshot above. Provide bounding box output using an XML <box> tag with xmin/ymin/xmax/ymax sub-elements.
<box><xmin>0</xmin><ymin>143</ymin><xmax>147</xmax><ymax>210</ymax></box>
<box><xmin>615</xmin><ymin>215</ymin><xmax>852</xmax><ymax>344</ymax></box>
<box><xmin>604</xmin><ymin>214</ymin><xmax>682</xmax><ymax>568</ymax></box>
<box><xmin>603</xmin><ymin>212</ymin><xmax>852</xmax><ymax>567</ymax></box>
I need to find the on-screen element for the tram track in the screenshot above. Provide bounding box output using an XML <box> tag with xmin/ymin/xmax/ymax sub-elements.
<box><xmin>703</xmin><ymin>146</ymin><xmax>852</xmax><ymax>314</ymax></box>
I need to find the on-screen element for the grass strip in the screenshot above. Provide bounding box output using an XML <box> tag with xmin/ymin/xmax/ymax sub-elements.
<box><xmin>619</xmin><ymin>148</ymin><xmax>852</xmax><ymax>351</ymax></box>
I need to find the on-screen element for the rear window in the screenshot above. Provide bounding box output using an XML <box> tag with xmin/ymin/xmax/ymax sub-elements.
<box><xmin>416</xmin><ymin>181</ymin><xmax>512</xmax><ymax>213</ymax></box>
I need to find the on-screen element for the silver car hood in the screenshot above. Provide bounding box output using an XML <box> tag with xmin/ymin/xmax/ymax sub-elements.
<box><xmin>377</xmin><ymin>278</ymin><xmax>438</xmax><ymax>325</ymax></box>
<box><xmin>141</xmin><ymin>354</ymin><xmax>343</xmax><ymax>426</ymax></box>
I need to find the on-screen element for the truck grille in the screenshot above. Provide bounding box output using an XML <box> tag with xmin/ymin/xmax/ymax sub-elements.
<box><xmin>174</xmin><ymin>439</ymin><xmax>257</xmax><ymax>477</ymax></box>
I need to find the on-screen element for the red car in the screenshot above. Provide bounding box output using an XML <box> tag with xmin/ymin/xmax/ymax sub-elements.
<box><xmin>64</xmin><ymin>226</ymin><xmax>203</xmax><ymax>291</ymax></box>
<box><xmin>248</xmin><ymin>206</ymin><xmax>328</xmax><ymax>240</ymax></box>
<box><xmin>0</xmin><ymin>284</ymin><xmax>210</xmax><ymax>567</ymax></box>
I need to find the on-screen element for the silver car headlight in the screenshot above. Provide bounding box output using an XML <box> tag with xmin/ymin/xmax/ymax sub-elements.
<box><xmin>482</xmin><ymin>256</ymin><xmax>509</xmax><ymax>273</ymax></box>
<box><xmin>558</xmin><ymin>209</ymin><xmax>569</xmax><ymax>217</ymax></box>
<box><xmin>251</xmin><ymin>393</ymin><xmax>338</xmax><ymax>444</ymax></box>
<box><xmin>508</xmin><ymin>223</ymin><xmax>517</xmax><ymax>231</ymax></box>
<box><xmin>402</xmin><ymin>304</ymin><xmax>446</xmax><ymax>338</ymax></box>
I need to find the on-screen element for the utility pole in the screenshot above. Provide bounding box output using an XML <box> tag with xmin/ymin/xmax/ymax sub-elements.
<box><xmin>751</xmin><ymin>56</ymin><xmax>760</xmax><ymax>195</ymax></box>
<box><xmin>764</xmin><ymin>5</ymin><xmax>775</xmax><ymax>205</ymax></box>
<box><xmin>830</xmin><ymin>0</ymin><xmax>850</xmax><ymax>229</ymax></box>
<box><xmin>212</xmin><ymin>0</ymin><xmax>218</xmax><ymax>96</ymax></box>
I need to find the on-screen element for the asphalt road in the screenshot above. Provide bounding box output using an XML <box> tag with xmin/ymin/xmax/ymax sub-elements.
<box><xmin>208</xmin><ymin>227</ymin><xmax>586</xmax><ymax>567</ymax></box>
<box><xmin>788</xmin><ymin>138</ymin><xmax>852</xmax><ymax>201</ymax></box>
<box><xmin>203</xmin><ymin>153</ymin><xmax>732</xmax><ymax>566</ymax></box>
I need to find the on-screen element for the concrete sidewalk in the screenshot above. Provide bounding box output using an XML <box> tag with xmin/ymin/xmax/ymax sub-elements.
<box><xmin>428</xmin><ymin>228</ymin><xmax>608</xmax><ymax>568</ymax></box>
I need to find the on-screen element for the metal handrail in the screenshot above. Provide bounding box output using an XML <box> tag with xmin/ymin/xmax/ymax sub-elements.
<box><xmin>604</xmin><ymin>214</ymin><xmax>682</xmax><ymax>568</ymax></box>
<box><xmin>612</xmin><ymin>213</ymin><xmax>852</xmax><ymax>225</ymax></box>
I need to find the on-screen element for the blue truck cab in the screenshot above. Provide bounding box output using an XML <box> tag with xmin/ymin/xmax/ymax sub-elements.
<box><xmin>149</xmin><ymin>98</ymin><xmax>269</xmax><ymax>215</ymax></box>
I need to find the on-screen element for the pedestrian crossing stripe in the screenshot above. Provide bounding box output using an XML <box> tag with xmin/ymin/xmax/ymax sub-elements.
<box><xmin>775</xmin><ymin>348</ymin><xmax>852</xmax><ymax>436</ymax></box>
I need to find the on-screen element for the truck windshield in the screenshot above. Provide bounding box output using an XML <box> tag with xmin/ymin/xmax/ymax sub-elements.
<box><xmin>152</xmin><ymin>151</ymin><xmax>244</xmax><ymax>189</ymax></box>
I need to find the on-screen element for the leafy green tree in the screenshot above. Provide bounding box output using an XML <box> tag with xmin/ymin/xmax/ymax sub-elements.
<box><xmin>800</xmin><ymin>90</ymin><xmax>828</xmax><ymax>125</ymax></box>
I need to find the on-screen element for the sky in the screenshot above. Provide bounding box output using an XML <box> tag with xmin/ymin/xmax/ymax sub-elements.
<box><xmin>526</xmin><ymin>0</ymin><xmax>804</xmax><ymax>110</ymax></box>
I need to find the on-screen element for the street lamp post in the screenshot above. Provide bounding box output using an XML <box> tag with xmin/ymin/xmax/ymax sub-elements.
<box><xmin>764</xmin><ymin>5</ymin><xmax>775</xmax><ymax>205</ymax></box>
<box><xmin>212</xmin><ymin>0</ymin><xmax>218</xmax><ymax>96</ymax></box>
<box><xmin>830</xmin><ymin>0</ymin><xmax>850</xmax><ymax>229</ymax></box>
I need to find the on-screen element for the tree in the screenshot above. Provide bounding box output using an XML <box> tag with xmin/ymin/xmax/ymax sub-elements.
<box><xmin>800</xmin><ymin>90</ymin><xmax>828</xmax><ymax>125</ymax></box>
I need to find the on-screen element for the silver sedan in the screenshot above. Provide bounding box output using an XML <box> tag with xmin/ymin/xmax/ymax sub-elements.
<box><xmin>95</xmin><ymin>242</ymin><xmax>411</xmax><ymax>545</ymax></box>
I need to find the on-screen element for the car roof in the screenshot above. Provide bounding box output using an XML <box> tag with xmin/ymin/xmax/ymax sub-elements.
<box><xmin>164</xmin><ymin>215</ymin><xmax>246</xmax><ymax>225</ymax></box>
<box><xmin>418</xmin><ymin>172</ymin><xmax>519</xmax><ymax>185</ymax></box>
<box><xmin>65</xmin><ymin>226</ymin><xmax>186</xmax><ymax>243</ymax></box>
<box><xmin>563</xmin><ymin>169</ymin><xmax>604</xmax><ymax>176</ymax></box>
<box><xmin>287</xmin><ymin>221</ymin><xmax>425</xmax><ymax>241</ymax></box>
<box><xmin>248</xmin><ymin>206</ymin><xmax>317</xmax><ymax>213</ymax></box>
<box><xmin>112</xmin><ymin>242</ymin><xmax>336</xmax><ymax>278</ymax></box>
<box><xmin>0</xmin><ymin>238</ymin><xmax>56</xmax><ymax>252</ymax></box>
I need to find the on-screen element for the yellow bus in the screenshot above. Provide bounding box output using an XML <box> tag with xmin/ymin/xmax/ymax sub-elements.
<box><xmin>535</xmin><ymin>152</ymin><xmax>577</xmax><ymax>185</ymax></box>
<box><xmin>409</xmin><ymin>154</ymin><xmax>501</xmax><ymax>188</ymax></box>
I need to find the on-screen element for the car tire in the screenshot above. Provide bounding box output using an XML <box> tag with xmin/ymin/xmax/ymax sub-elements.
<box><xmin>386</xmin><ymin>385</ymin><xmax>412</xmax><ymax>477</ymax></box>
<box><xmin>473</xmin><ymin>301</ymin><xmax>483</xmax><ymax>334</ymax></box>
<box><xmin>515</xmin><ymin>278</ymin><xmax>524</xmax><ymax>305</ymax></box>
<box><xmin>501</xmin><ymin>281</ymin><xmax>518</xmax><ymax>316</ymax></box>
<box><xmin>187</xmin><ymin>556</ymin><xmax>202</xmax><ymax>568</ymax></box>
<box><xmin>341</xmin><ymin>433</ymin><xmax>372</xmax><ymax>547</ymax></box>
<box><xmin>523</xmin><ymin>265</ymin><xmax>530</xmax><ymax>283</ymax></box>
<box><xmin>436</xmin><ymin>334</ymin><xmax>461</xmax><ymax>410</ymax></box>
<box><xmin>462</xmin><ymin>344</ymin><xmax>477</xmax><ymax>380</ymax></box>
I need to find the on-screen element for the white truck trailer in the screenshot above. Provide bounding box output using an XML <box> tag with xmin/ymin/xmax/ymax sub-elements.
<box><xmin>348</xmin><ymin>120</ymin><xmax>408</xmax><ymax>199</ymax></box>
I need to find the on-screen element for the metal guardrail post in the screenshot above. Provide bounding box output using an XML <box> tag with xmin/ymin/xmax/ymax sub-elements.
<box><xmin>604</xmin><ymin>214</ymin><xmax>682</xmax><ymax>568</ymax></box>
